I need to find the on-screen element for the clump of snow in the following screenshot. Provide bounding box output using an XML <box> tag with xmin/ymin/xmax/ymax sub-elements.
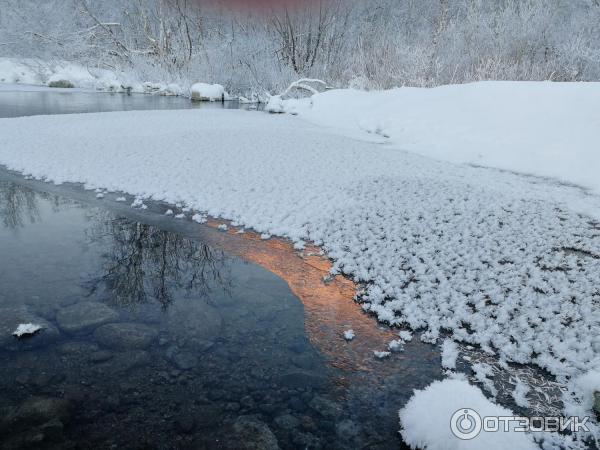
<box><xmin>115</xmin><ymin>197</ymin><xmax>127</xmax><ymax>202</ymax></box>
<box><xmin>388</xmin><ymin>339</ymin><xmax>404</xmax><ymax>352</ymax></box>
<box><xmin>398</xmin><ymin>330</ymin><xmax>413</xmax><ymax>342</ymax></box>
<box><xmin>472</xmin><ymin>363</ymin><xmax>498</xmax><ymax>397</ymax></box>
<box><xmin>217</xmin><ymin>224</ymin><xmax>228</xmax><ymax>231</ymax></box>
<box><xmin>165</xmin><ymin>209</ymin><xmax>174</xmax><ymax>215</ymax></box>
<box><xmin>512</xmin><ymin>379</ymin><xmax>531</xmax><ymax>408</ymax></box>
<box><xmin>96</xmin><ymin>193</ymin><xmax>104</xmax><ymax>199</ymax></box>
<box><xmin>190</xmin><ymin>83</ymin><xmax>226</xmax><ymax>102</ymax></box>
<box><xmin>441</xmin><ymin>339</ymin><xmax>460</xmax><ymax>370</ymax></box>
<box><xmin>343</xmin><ymin>329</ymin><xmax>355</xmax><ymax>341</ymax></box>
<box><xmin>399</xmin><ymin>379</ymin><xmax>537</xmax><ymax>450</ymax></box>
<box><xmin>260</xmin><ymin>233</ymin><xmax>271</xmax><ymax>240</ymax></box>
<box><xmin>12</xmin><ymin>323</ymin><xmax>43</xmax><ymax>338</ymax></box>
<box><xmin>175</xmin><ymin>213</ymin><xmax>185</xmax><ymax>219</ymax></box>
<box><xmin>192</xmin><ymin>214</ymin><xmax>207</xmax><ymax>224</ymax></box>
<box><xmin>265</xmin><ymin>95</ymin><xmax>284</xmax><ymax>113</ymax></box>
<box><xmin>374</xmin><ymin>351</ymin><xmax>391</xmax><ymax>359</ymax></box>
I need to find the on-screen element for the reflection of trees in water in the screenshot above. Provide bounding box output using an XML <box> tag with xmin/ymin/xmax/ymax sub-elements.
<box><xmin>0</xmin><ymin>181</ymin><xmax>40</xmax><ymax>229</ymax></box>
<box><xmin>87</xmin><ymin>214</ymin><xmax>231</xmax><ymax>310</ymax></box>
<box><xmin>0</xmin><ymin>181</ymin><xmax>64</xmax><ymax>229</ymax></box>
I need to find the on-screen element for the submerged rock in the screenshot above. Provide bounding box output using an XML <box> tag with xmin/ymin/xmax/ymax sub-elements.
<box><xmin>94</xmin><ymin>323</ymin><xmax>157</xmax><ymax>349</ymax></box>
<box><xmin>56</xmin><ymin>302</ymin><xmax>119</xmax><ymax>334</ymax></box>
<box><xmin>1</xmin><ymin>397</ymin><xmax>71</xmax><ymax>430</ymax></box>
<box><xmin>171</xmin><ymin>352</ymin><xmax>199</xmax><ymax>370</ymax></box>
<box><xmin>166</xmin><ymin>300</ymin><xmax>222</xmax><ymax>349</ymax></box>
<box><xmin>229</xmin><ymin>416</ymin><xmax>280</xmax><ymax>450</ymax></box>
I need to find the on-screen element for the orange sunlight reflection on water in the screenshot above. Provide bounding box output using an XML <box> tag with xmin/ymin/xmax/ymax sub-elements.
<box><xmin>201</xmin><ymin>219</ymin><xmax>398</xmax><ymax>376</ymax></box>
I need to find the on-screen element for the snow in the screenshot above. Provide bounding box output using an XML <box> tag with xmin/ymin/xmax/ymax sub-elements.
<box><xmin>115</xmin><ymin>197</ymin><xmax>127</xmax><ymax>202</ymax></box>
<box><xmin>0</xmin><ymin>57</ymin><xmax>185</xmax><ymax>95</ymax></box>
<box><xmin>399</xmin><ymin>379</ymin><xmax>537</xmax><ymax>450</ymax></box>
<box><xmin>388</xmin><ymin>339</ymin><xmax>404</xmax><ymax>352</ymax></box>
<box><xmin>441</xmin><ymin>339</ymin><xmax>460</xmax><ymax>370</ymax></box>
<box><xmin>281</xmin><ymin>82</ymin><xmax>600</xmax><ymax>195</ymax></box>
<box><xmin>472</xmin><ymin>363</ymin><xmax>498</xmax><ymax>397</ymax></box>
<box><xmin>192</xmin><ymin>214</ymin><xmax>207</xmax><ymax>224</ymax></box>
<box><xmin>512</xmin><ymin>379</ymin><xmax>531</xmax><ymax>408</ymax></box>
<box><xmin>374</xmin><ymin>351</ymin><xmax>391</xmax><ymax>359</ymax></box>
<box><xmin>398</xmin><ymin>330</ymin><xmax>413</xmax><ymax>342</ymax></box>
<box><xmin>12</xmin><ymin>323</ymin><xmax>43</xmax><ymax>337</ymax></box>
<box><xmin>343</xmin><ymin>330</ymin><xmax>355</xmax><ymax>341</ymax></box>
<box><xmin>265</xmin><ymin>95</ymin><xmax>285</xmax><ymax>113</ymax></box>
<box><xmin>190</xmin><ymin>83</ymin><xmax>226</xmax><ymax>101</ymax></box>
<box><xmin>0</xmin><ymin>106</ymin><xmax>599</xmax><ymax>404</ymax></box>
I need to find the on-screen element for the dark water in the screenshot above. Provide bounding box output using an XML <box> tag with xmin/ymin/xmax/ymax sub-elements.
<box><xmin>0</xmin><ymin>86</ymin><xmax>256</xmax><ymax>118</ymax></box>
<box><xmin>0</xmin><ymin>89</ymin><xmax>443</xmax><ymax>449</ymax></box>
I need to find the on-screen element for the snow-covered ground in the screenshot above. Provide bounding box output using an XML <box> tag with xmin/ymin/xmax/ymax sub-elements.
<box><xmin>277</xmin><ymin>82</ymin><xmax>600</xmax><ymax>196</ymax></box>
<box><xmin>1</xmin><ymin>84</ymin><xmax>599</xmax><ymax>447</ymax></box>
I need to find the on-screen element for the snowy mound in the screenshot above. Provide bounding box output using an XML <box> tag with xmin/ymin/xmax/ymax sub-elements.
<box><xmin>190</xmin><ymin>83</ymin><xmax>226</xmax><ymax>101</ymax></box>
<box><xmin>286</xmin><ymin>82</ymin><xmax>600</xmax><ymax>195</ymax></box>
<box><xmin>399</xmin><ymin>379</ymin><xmax>536</xmax><ymax>450</ymax></box>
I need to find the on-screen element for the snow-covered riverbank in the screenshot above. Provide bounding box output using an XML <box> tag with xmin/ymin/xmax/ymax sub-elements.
<box><xmin>1</xmin><ymin>84</ymin><xmax>599</xmax><ymax>448</ymax></box>
<box><xmin>274</xmin><ymin>81</ymin><xmax>600</xmax><ymax>196</ymax></box>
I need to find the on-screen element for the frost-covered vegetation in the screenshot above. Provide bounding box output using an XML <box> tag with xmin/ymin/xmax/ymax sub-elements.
<box><xmin>1</xmin><ymin>0</ymin><xmax>599</xmax><ymax>94</ymax></box>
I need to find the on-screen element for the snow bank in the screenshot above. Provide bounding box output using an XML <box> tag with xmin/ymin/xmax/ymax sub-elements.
<box><xmin>399</xmin><ymin>379</ymin><xmax>537</xmax><ymax>450</ymax></box>
<box><xmin>0</xmin><ymin>57</ymin><xmax>186</xmax><ymax>95</ymax></box>
<box><xmin>190</xmin><ymin>83</ymin><xmax>227</xmax><ymax>101</ymax></box>
<box><xmin>0</xmin><ymin>109</ymin><xmax>599</xmax><ymax>394</ymax></box>
<box><xmin>285</xmin><ymin>82</ymin><xmax>600</xmax><ymax>195</ymax></box>
<box><xmin>0</xmin><ymin>58</ymin><xmax>44</xmax><ymax>85</ymax></box>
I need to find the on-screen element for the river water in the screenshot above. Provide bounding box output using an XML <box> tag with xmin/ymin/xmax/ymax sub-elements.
<box><xmin>0</xmin><ymin>86</ymin><xmax>443</xmax><ymax>449</ymax></box>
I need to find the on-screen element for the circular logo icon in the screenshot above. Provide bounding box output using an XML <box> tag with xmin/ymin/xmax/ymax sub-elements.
<box><xmin>450</xmin><ymin>408</ymin><xmax>482</xmax><ymax>440</ymax></box>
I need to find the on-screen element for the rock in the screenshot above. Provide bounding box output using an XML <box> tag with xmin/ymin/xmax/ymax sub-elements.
<box><xmin>194</xmin><ymin>405</ymin><xmax>223</xmax><ymax>429</ymax></box>
<box><xmin>276</xmin><ymin>371</ymin><xmax>327</xmax><ymax>389</ymax></box>
<box><xmin>2</xmin><ymin>397</ymin><xmax>70</xmax><ymax>430</ymax></box>
<box><xmin>48</xmin><ymin>80</ymin><xmax>74</xmax><ymax>88</ymax></box>
<box><xmin>291</xmin><ymin>354</ymin><xmax>317</xmax><ymax>370</ymax></box>
<box><xmin>59</xmin><ymin>341</ymin><xmax>99</xmax><ymax>355</ymax></box>
<box><xmin>167</xmin><ymin>300</ymin><xmax>222</xmax><ymax>349</ymax></box>
<box><xmin>93</xmin><ymin>350</ymin><xmax>150</xmax><ymax>374</ymax></box>
<box><xmin>291</xmin><ymin>431</ymin><xmax>322</xmax><ymax>449</ymax></box>
<box><xmin>89</xmin><ymin>350</ymin><xmax>113</xmax><ymax>363</ymax></box>
<box><xmin>227</xmin><ymin>416</ymin><xmax>280</xmax><ymax>450</ymax></box>
<box><xmin>0</xmin><ymin>306</ymin><xmax>59</xmax><ymax>350</ymax></box>
<box><xmin>94</xmin><ymin>323</ymin><xmax>157</xmax><ymax>349</ymax></box>
<box><xmin>335</xmin><ymin>419</ymin><xmax>361</xmax><ymax>441</ymax></box>
<box><xmin>172</xmin><ymin>352</ymin><xmax>199</xmax><ymax>370</ymax></box>
<box><xmin>175</xmin><ymin>414</ymin><xmax>195</xmax><ymax>433</ymax></box>
<box><xmin>308</xmin><ymin>396</ymin><xmax>339</xmax><ymax>418</ymax></box>
<box><xmin>56</xmin><ymin>302</ymin><xmax>118</xmax><ymax>334</ymax></box>
<box><xmin>40</xmin><ymin>418</ymin><xmax>64</xmax><ymax>441</ymax></box>
<box><xmin>594</xmin><ymin>391</ymin><xmax>600</xmax><ymax>418</ymax></box>
<box><xmin>274</xmin><ymin>414</ymin><xmax>300</xmax><ymax>430</ymax></box>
